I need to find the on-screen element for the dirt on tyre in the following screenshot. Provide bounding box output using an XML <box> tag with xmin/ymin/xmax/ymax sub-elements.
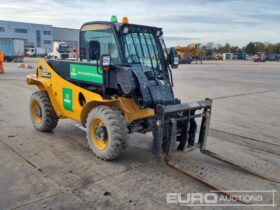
<box><xmin>86</xmin><ymin>105</ymin><xmax>128</xmax><ymax>160</ymax></box>
<box><xmin>30</xmin><ymin>91</ymin><xmax>58</xmax><ymax>132</ymax></box>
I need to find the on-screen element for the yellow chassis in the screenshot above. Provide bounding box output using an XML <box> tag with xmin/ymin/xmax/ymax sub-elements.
<box><xmin>26</xmin><ymin>59</ymin><xmax>155</xmax><ymax>126</ymax></box>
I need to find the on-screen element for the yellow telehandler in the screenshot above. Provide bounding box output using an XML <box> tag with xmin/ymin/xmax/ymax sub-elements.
<box><xmin>26</xmin><ymin>16</ymin><xmax>278</xmax><ymax>202</ymax></box>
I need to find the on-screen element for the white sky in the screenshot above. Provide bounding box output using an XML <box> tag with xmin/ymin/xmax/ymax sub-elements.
<box><xmin>0</xmin><ymin>0</ymin><xmax>279</xmax><ymax>47</ymax></box>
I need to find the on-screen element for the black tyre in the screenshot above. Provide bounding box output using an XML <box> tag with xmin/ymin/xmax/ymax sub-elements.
<box><xmin>30</xmin><ymin>91</ymin><xmax>58</xmax><ymax>132</ymax></box>
<box><xmin>86</xmin><ymin>105</ymin><xmax>128</xmax><ymax>160</ymax></box>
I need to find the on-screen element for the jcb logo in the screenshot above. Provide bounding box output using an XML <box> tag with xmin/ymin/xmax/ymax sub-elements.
<box><xmin>71</xmin><ymin>67</ymin><xmax>77</xmax><ymax>76</ymax></box>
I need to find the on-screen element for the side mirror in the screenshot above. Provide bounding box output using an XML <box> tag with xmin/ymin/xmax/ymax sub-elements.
<box><xmin>169</xmin><ymin>47</ymin><xmax>179</xmax><ymax>69</ymax></box>
<box><xmin>101</xmin><ymin>54</ymin><xmax>111</xmax><ymax>71</ymax></box>
<box><xmin>89</xmin><ymin>40</ymin><xmax>100</xmax><ymax>60</ymax></box>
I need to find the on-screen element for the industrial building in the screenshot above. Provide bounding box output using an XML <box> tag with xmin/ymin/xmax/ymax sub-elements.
<box><xmin>52</xmin><ymin>27</ymin><xmax>79</xmax><ymax>50</ymax></box>
<box><xmin>0</xmin><ymin>20</ymin><xmax>79</xmax><ymax>53</ymax></box>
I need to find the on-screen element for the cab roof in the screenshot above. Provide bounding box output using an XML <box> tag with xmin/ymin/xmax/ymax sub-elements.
<box><xmin>80</xmin><ymin>21</ymin><xmax>162</xmax><ymax>32</ymax></box>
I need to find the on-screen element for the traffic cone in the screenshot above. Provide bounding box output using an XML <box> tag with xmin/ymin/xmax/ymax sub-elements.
<box><xmin>0</xmin><ymin>63</ymin><xmax>4</xmax><ymax>74</ymax></box>
<box><xmin>0</xmin><ymin>51</ymin><xmax>4</xmax><ymax>74</ymax></box>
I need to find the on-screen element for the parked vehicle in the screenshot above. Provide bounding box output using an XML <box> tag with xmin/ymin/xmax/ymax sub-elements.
<box><xmin>223</xmin><ymin>53</ymin><xmax>234</xmax><ymax>60</ymax></box>
<box><xmin>253</xmin><ymin>52</ymin><xmax>266</xmax><ymax>62</ymax></box>
<box><xmin>205</xmin><ymin>49</ymin><xmax>213</xmax><ymax>60</ymax></box>
<box><xmin>213</xmin><ymin>53</ymin><xmax>223</xmax><ymax>60</ymax></box>
<box><xmin>26</xmin><ymin>47</ymin><xmax>47</xmax><ymax>57</ymax></box>
<box><xmin>234</xmin><ymin>53</ymin><xmax>247</xmax><ymax>60</ymax></box>
<box><xmin>267</xmin><ymin>53</ymin><xmax>280</xmax><ymax>61</ymax></box>
<box><xmin>48</xmin><ymin>41</ymin><xmax>70</xmax><ymax>59</ymax></box>
<box><xmin>0</xmin><ymin>38</ymin><xmax>24</xmax><ymax>62</ymax></box>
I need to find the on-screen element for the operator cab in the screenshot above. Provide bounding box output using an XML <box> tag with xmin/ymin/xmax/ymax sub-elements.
<box><xmin>79</xmin><ymin>16</ymin><xmax>177</xmax><ymax>80</ymax></box>
<box><xmin>47</xmin><ymin>16</ymin><xmax>179</xmax><ymax>108</ymax></box>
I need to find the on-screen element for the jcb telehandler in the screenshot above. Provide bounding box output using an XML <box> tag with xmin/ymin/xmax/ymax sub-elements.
<box><xmin>27</xmin><ymin>17</ymin><xmax>278</xmax><ymax>200</ymax></box>
<box><xmin>27</xmin><ymin>16</ymin><xmax>210</xmax><ymax>160</ymax></box>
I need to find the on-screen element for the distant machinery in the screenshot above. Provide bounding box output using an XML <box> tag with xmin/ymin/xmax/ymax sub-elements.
<box><xmin>175</xmin><ymin>43</ymin><xmax>203</xmax><ymax>64</ymax></box>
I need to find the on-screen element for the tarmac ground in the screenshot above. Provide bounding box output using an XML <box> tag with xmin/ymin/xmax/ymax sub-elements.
<box><xmin>0</xmin><ymin>60</ymin><xmax>279</xmax><ymax>210</ymax></box>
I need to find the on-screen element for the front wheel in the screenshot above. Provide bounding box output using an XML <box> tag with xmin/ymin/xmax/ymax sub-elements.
<box><xmin>30</xmin><ymin>91</ymin><xmax>59</xmax><ymax>132</ymax></box>
<box><xmin>86</xmin><ymin>105</ymin><xmax>128</xmax><ymax>160</ymax></box>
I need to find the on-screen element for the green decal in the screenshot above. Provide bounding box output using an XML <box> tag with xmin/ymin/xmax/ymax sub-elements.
<box><xmin>63</xmin><ymin>88</ymin><xmax>73</xmax><ymax>111</ymax></box>
<box><xmin>70</xmin><ymin>64</ymin><xmax>103</xmax><ymax>84</ymax></box>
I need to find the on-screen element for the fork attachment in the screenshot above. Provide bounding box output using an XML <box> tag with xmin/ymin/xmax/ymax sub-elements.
<box><xmin>152</xmin><ymin>98</ymin><xmax>212</xmax><ymax>158</ymax></box>
<box><xmin>152</xmin><ymin>98</ymin><xmax>280</xmax><ymax>183</ymax></box>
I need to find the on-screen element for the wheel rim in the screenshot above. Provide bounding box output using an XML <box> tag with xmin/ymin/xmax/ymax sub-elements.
<box><xmin>31</xmin><ymin>100</ymin><xmax>42</xmax><ymax>124</ymax></box>
<box><xmin>91</xmin><ymin>119</ymin><xmax>108</xmax><ymax>150</ymax></box>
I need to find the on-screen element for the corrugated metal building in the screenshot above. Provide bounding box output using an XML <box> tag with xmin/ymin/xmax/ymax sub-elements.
<box><xmin>0</xmin><ymin>20</ymin><xmax>79</xmax><ymax>53</ymax></box>
<box><xmin>0</xmin><ymin>20</ymin><xmax>53</xmax><ymax>51</ymax></box>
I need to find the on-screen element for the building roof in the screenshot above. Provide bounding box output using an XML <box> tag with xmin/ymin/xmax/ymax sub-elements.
<box><xmin>0</xmin><ymin>19</ymin><xmax>52</xmax><ymax>27</ymax></box>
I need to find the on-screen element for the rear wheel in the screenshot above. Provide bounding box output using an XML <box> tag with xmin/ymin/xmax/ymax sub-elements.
<box><xmin>86</xmin><ymin>105</ymin><xmax>128</xmax><ymax>160</ymax></box>
<box><xmin>30</xmin><ymin>91</ymin><xmax>58</xmax><ymax>132</ymax></box>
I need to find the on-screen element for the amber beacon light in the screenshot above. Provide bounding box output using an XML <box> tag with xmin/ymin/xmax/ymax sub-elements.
<box><xmin>122</xmin><ymin>17</ymin><xmax>129</xmax><ymax>23</ymax></box>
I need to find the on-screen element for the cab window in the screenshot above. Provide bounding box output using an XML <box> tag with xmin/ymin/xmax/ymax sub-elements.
<box><xmin>80</xmin><ymin>24</ymin><xmax>120</xmax><ymax>64</ymax></box>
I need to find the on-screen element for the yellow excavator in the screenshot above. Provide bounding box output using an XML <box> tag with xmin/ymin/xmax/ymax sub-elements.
<box><xmin>26</xmin><ymin>16</ymin><xmax>279</xmax><ymax>203</ymax></box>
<box><xmin>176</xmin><ymin>43</ymin><xmax>203</xmax><ymax>64</ymax></box>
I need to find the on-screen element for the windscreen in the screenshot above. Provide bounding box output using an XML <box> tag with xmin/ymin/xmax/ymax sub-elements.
<box><xmin>80</xmin><ymin>24</ymin><xmax>120</xmax><ymax>64</ymax></box>
<box><xmin>122</xmin><ymin>29</ymin><xmax>165</xmax><ymax>72</ymax></box>
<box><xmin>57</xmin><ymin>44</ymin><xmax>70</xmax><ymax>53</ymax></box>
